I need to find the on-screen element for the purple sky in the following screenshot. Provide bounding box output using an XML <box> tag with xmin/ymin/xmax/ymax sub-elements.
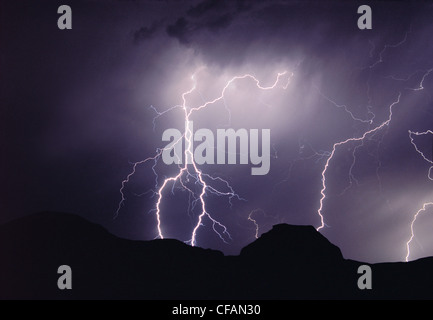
<box><xmin>1</xmin><ymin>0</ymin><xmax>433</xmax><ymax>263</ymax></box>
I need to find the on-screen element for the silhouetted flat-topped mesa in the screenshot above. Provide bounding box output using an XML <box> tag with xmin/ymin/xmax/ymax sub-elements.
<box><xmin>1</xmin><ymin>211</ymin><xmax>433</xmax><ymax>299</ymax></box>
<box><xmin>240</xmin><ymin>224</ymin><xmax>344</xmax><ymax>261</ymax></box>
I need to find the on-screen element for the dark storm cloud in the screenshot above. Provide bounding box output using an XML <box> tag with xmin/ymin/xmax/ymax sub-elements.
<box><xmin>166</xmin><ymin>17</ymin><xmax>191</xmax><ymax>44</ymax></box>
<box><xmin>134</xmin><ymin>21</ymin><xmax>161</xmax><ymax>43</ymax></box>
<box><xmin>186</xmin><ymin>0</ymin><xmax>229</xmax><ymax>17</ymax></box>
<box><xmin>165</xmin><ymin>0</ymin><xmax>252</xmax><ymax>44</ymax></box>
<box><xmin>161</xmin><ymin>0</ymin><xmax>420</xmax><ymax>68</ymax></box>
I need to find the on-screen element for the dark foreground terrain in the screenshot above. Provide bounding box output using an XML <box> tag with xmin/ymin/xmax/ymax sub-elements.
<box><xmin>0</xmin><ymin>212</ymin><xmax>432</xmax><ymax>299</ymax></box>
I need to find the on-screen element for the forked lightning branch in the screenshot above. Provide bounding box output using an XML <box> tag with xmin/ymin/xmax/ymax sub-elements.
<box><xmin>116</xmin><ymin>69</ymin><xmax>292</xmax><ymax>245</ymax></box>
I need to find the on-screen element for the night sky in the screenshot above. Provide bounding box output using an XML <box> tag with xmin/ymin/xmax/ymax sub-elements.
<box><xmin>1</xmin><ymin>0</ymin><xmax>433</xmax><ymax>263</ymax></box>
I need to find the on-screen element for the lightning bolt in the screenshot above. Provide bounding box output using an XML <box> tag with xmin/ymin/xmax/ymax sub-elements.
<box><xmin>115</xmin><ymin>152</ymin><xmax>163</xmax><ymax>218</ymax></box>
<box><xmin>117</xmin><ymin>68</ymin><xmax>292</xmax><ymax>247</ymax></box>
<box><xmin>248</xmin><ymin>209</ymin><xmax>261</xmax><ymax>239</ymax></box>
<box><xmin>314</xmin><ymin>87</ymin><xmax>374</xmax><ymax>125</ymax></box>
<box><xmin>408</xmin><ymin>68</ymin><xmax>433</xmax><ymax>92</ymax></box>
<box><xmin>404</xmin><ymin>129</ymin><xmax>433</xmax><ymax>261</ymax></box>
<box><xmin>316</xmin><ymin>93</ymin><xmax>401</xmax><ymax>231</ymax></box>
<box><xmin>405</xmin><ymin>202</ymin><xmax>433</xmax><ymax>262</ymax></box>
<box><xmin>402</xmin><ymin>65</ymin><xmax>433</xmax><ymax>260</ymax></box>
<box><xmin>247</xmin><ymin>208</ymin><xmax>280</xmax><ymax>239</ymax></box>
<box><xmin>316</xmin><ymin>29</ymin><xmax>432</xmax><ymax>233</ymax></box>
<box><xmin>316</xmin><ymin>66</ymin><xmax>433</xmax><ymax>231</ymax></box>
<box><xmin>408</xmin><ymin>130</ymin><xmax>433</xmax><ymax>180</ymax></box>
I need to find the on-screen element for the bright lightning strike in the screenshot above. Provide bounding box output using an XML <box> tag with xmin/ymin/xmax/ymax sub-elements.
<box><xmin>404</xmin><ymin>129</ymin><xmax>433</xmax><ymax>261</ymax></box>
<box><xmin>247</xmin><ymin>208</ymin><xmax>279</xmax><ymax>239</ymax></box>
<box><xmin>405</xmin><ymin>202</ymin><xmax>433</xmax><ymax>262</ymax></box>
<box><xmin>248</xmin><ymin>210</ymin><xmax>260</xmax><ymax>239</ymax></box>
<box><xmin>247</xmin><ymin>208</ymin><xmax>269</xmax><ymax>239</ymax></box>
<box><xmin>315</xmin><ymin>31</ymin><xmax>433</xmax><ymax>233</ymax></box>
<box><xmin>316</xmin><ymin>92</ymin><xmax>402</xmax><ymax>231</ymax></box>
<box><xmin>117</xmin><ymin>68</ymin><xmax>292</xmax><ymax>247</ymax></box>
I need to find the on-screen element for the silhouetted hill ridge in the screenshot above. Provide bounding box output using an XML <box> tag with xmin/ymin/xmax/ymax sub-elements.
<box><xmin>1</xmin><ymin>211</ymin><xmax>433</xmax><ymax>299</ymax></box>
